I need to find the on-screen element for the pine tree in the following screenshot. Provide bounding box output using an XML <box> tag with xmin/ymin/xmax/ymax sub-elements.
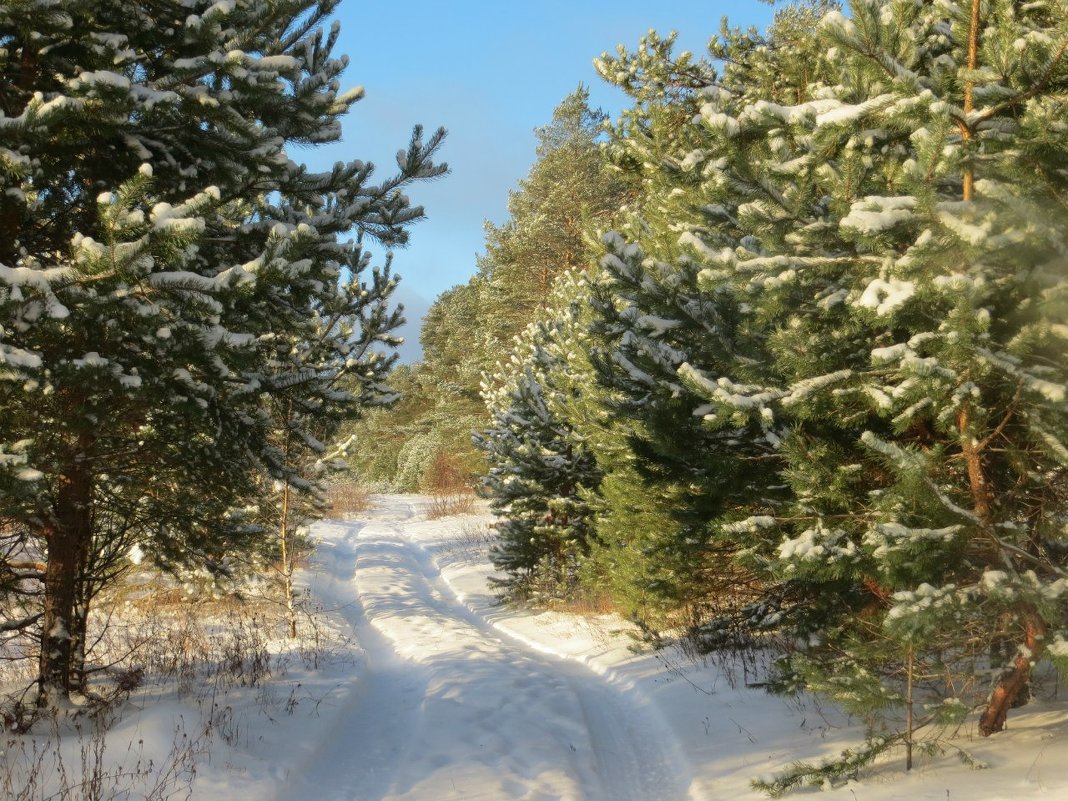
<box><xmin>760</xmin><ymin>0</ymin><xmax>1068</xmax><ymax>740</ymax></box>
<box><xmin>590</xmin><ymin>0</ymin><xmax>1068</xmax><ymax>758</ymax></box>
<box><xmin>475</xmin><ymin>274</ymin><xmax>601</xmax><ymax>600</ymax></box>
<box><xmin>0</xmin><ymin>0</ymin><xmax>444</xmax><ymax>701</ymax></box>
<box><xmin>578</xmin><ymin>11</ymin><xmax>839</xmax><ymax>635</ymax></box>
<box><xmin>581</xmin><ymin>0</ymin><xmax>1067</xmax><ymax>759</ymax></box>
<box><xmin>477</xmin><ymin>87</ymin><xmax>630</xmax><ymax>358</ymax></box>
<box><xmin>351</xmin><ymin>88</ymin><xmax>631</xmax><ymax>493</ymax></box>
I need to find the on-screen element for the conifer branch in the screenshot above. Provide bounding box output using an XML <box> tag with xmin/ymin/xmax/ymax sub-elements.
<box><xmin>969</xmin><ymin>37</ymin><xmax>1068</xmax><ymax>128</ymax></box>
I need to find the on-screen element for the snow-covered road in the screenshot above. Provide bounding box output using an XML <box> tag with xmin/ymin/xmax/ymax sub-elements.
<box><xmin>278</xmin><ymin>496</ymin><xmax>695</xmax><ymax>801</ymax></box>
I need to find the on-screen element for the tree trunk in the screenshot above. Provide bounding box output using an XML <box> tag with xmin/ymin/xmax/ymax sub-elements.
<box><xmin>278</xmin><ymin>402</ymin><xmax>298</xmax><ymax>640</ymax></box>
<box><xmin>978</xmin><ymin>614</ymin><xmax>1045</xmax><ymax>736</ymax></box>
<box><xmin>38</xmin><ymin>457</ymin><xmax>92</xmax><ymax>703</ymax></box>
<box><xmin>961</xmin><ymin>0</ymin><xmax>982</xmax><ymax>201</ymax></box>
<box><xmin>69</xmin><ymin>586</ymin><xmax>92</xmax><ymax>693</ymax></box>
<box><xmin>905</xmin><ymin>643</ymin><xmax>914</xmax><ymax>771</ymax></box>
<box><xmin>280</xmin><ymin>478</ymin><xmax>297</xmax><ymax>639</ymax></box>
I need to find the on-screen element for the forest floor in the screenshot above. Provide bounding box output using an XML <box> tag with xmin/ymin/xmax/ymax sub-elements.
<box><xmin>6</xmin><ymin>494</ymin><xmax>1068</xmax><ymax>800</ymax></box>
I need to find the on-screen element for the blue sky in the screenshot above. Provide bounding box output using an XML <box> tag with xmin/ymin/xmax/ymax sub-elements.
<box><xmin>307</xmin><ymin>1</ymin><xmax>776</xmax><ymax>360</ymax></box>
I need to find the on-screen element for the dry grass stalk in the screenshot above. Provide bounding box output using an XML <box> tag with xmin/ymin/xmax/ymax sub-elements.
<box><xmin>423</xmin><ymin>450</ymin><xmax>476</xmax><ymax>519</ymax></box>
<box><xmin>325</xmin><ymin>483</ymin><xmax>372</xmax><ymax>517</ymax></box>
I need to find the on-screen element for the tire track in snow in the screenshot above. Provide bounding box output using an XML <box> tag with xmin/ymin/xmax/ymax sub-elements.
<box><xmin>400</xmin><ymin>526</ymin><xmax>698</xmax><ymax>801</ymax></box>
<box><xmin>285</xmin><ymin>497</ymin><xmax>697</xmax><ymax>801</ymax></box>
<box><xmin>351</xmin><ymin>497</ymin><xmax>694</xmax><ymax>800</ymax></box>
<box><xmin>274</xmin><ymin>504</ymin><xmax>428</xmax><ymax>801</ymax></box>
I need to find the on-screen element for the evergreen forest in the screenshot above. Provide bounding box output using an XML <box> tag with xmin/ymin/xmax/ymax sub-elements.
<box><xmin>2</xmin><ymin>0</ymin><xmax>1068</xmax><ymax>794</ymax></box>
<box><xmin>347</xmin><ymin>0</ymin><xmax>1068</xmax><ymax>782</ymax></box>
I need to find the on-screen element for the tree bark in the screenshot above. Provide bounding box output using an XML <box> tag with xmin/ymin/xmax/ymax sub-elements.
<box><xmin>279</xmin><ymin>403</ymin><xmax>298</xmax><ymax>639</ymax></box>
<box><xmin>37</xmin><ymin>455</ymin><xmax>93</xmax><ymax>703</ymax></box>
<box><xmin>905</xmin><ymin>643</ymin><xmax>914</xmax><ymax>771</ymax></box>
<box><xmin>978</xmin><ymin>613</ymin><xmax>1045</xmax><ymax>736</ymax></box>
<box><xmin>279</xmin><ymin>477</ymin><xmax>297</xmax><ymax>639</ymax></box>
<box><xmin>961</xmin><ymin>0</ymin><xmax>982</xmax><ymax>201</ymax></box>
<box><xmin>69</xmin><ymin>586</ymin><xmax>91</xmax><ymax>693</ymax></box>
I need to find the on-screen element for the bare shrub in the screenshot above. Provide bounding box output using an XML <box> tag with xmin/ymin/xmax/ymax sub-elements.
<box><xmin>325</xmin><ymin>482</ymin><xmax>372</xmax><ymax>517</ymax></box>
<box><xmin>96</xmin><ymin>588</ymin><xmax>282</xmax><ymax>694</ymax></box>
<box><xmin>425</xmin><ymin>492</ymin><xmax>476</xmax><ymax>519</ymax></box>
<box><xmin>1</xmin><ymin>548</ymin><xmax>352</xmax><ymax>799</ymax></box>
<box><xmin>508</xmin><ymin>564</ymin><xmax>617</xmax><ymax>617</ymax></box>
<box><xmin>423</xmin><ymin>450</ymin><xmax>476</xmax><ymax>519</ymax></box>
<box><xmin>457</xmin><ymin>521</ymin><xmax>497</xmax><ymax>555</ymax></box>
<box><xmin>1</xmin><ymin>711</ymin><xmax>202</xmax><ymax>801</ymax></box>
<box><xmin>555</xmin><ymin>591</ymin><xmax>619</xmax><ymax>617</ymax></box>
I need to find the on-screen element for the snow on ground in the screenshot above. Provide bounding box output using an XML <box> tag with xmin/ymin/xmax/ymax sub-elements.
<box><xmin>273</xmin><ymin>495</ymin><xmax>1068</xmax><ymax>801</ymax></box>
<box><xmin>7</xmin><ymin>494</ymin><xmax>1068</xmax><ymax>800</ymax></box>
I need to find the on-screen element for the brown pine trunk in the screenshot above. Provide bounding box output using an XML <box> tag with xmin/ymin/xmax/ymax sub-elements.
<box><xmin>38</xmin><ymin>457</ymin><xmax>93</xmax><ymax>703</ymax></box>
<box><xmin>953</xmin><ymin>0</ymin><xmax>1042</xmax><ymax>738</ymax></box>
<box><xmin>69</xmin><ymin>590</ymin><xmax>91</xmax><ymax>693</ymax></box>
<box><xmin>961</xmin><ymin>0</ymin><xmax>982</xmax><ymax>201</ymax></box>
<box><xmin>979</xmin><ymin>614</ymin><xmax>1045</xmax><ymax>736</ymax></box>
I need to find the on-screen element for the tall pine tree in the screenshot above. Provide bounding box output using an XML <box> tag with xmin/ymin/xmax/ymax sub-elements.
<box><xmin>0</xmin><ymin>0</ymin><xmax>444</xmax><ymax>701</ymax></box>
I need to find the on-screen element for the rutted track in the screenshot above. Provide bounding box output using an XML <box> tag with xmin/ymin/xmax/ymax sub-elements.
<box><xmin>277</xmin><ymin>497</ymin><xmax>697</xmax><ymax>801</ymax></box>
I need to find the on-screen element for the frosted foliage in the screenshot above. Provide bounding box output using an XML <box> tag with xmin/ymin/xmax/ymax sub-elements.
<box><xmin>778</xmin><ymin>525</ymin><xmax>857</xmax><ymax>563</ymax></box>
<box><xmin>0</xmin><ymin>0</ymin><xmax>446</xmax><ymax>701</ymax></box>
<box><xmin>840</xmin><ymin>196</ymin><xmax>917</xmax><ymax>234</ymax></box>
<box><xmin>580</xmin><ymin>1</ymin><xmax>1068</xmax><ymax>748</ymax></box>
<box><xmin>854</xmin><ymin>278</ymin><xmax>916</xmax><ymax>316</ymax></box>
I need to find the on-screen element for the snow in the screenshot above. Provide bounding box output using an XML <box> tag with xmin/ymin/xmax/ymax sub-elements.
<box><xmin>698</xmin><ymin>108</ymin><xmax>740</xmax><ymax>136</ymax></box>
<box><xmin>70</xmin><ymin>70</ymin><xmax>132</xmax><ymax>91</ymax></box>
<box><xmin>778</xmin><ymin>525</ymin><xmax>857</xmax><ymax>562</ymax></box>
<box><xmin>10</xmin><ymin>496</ymin><xmax>1068</xmax><ymax>800</ymax></box>
<box><xmin>679</xmin><ymin>362</ymin><xmax>781</xmax><ymax>411</ymax></box>
<box><xmin>840</xmin><ymin>196</ymin><xmax>917</xmax><ymax>234</ymax></box>
<box><xmin>854</xmin><ymin>277</ymin><xmax>917</xmax><ymax>316</ymax></box>
<box><xmin>815</xmin><ymin>94</ymin><xmax>896</xmax><ymax>127</ymax></box>
<box><xmin>781</xmin><ymin>370</ymin><xmax>853</xmax><ymax>407</ymax></box>
<box><xmin>978</xmin><ymin>347</ymin><xmax>1068</xmax><ymax>403</ymax></box>
<box><xmin>0</xmin><ymin>343</ymin><xmax>43</xmax><ymax>369</ymax></box>
<box><xmin>254</xmin><ymin>55</ymin><xmax>299</xmax><ymax>71</ymax></box>
<box><xmin>871</xmin><ymin>342</ymin><xmax>909</xmax><ymax>363</ymax></box>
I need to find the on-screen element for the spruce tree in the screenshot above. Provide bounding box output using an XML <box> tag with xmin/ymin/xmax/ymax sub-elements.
<box><xmin>0</xmin><ymin>0</ymin><xmax>444</xmax><ymax>701</ymax></box>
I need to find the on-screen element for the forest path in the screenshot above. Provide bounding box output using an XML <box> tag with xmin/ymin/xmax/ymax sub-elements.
<box><xmin>274</xmin><ymin>495</ymin><xmax>697</xmax><ymax>801</ymax></box>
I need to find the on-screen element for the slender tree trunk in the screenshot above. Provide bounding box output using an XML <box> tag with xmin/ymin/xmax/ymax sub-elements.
<box><xmin>905</xmin><ymin>643</ymin><xmax>914</xmax><ymax>771</ymax></box>
<box><xmin>69</xmin><ymin>576</ymin><xmax>95</xmax><ymax>692</ymax></box>
<box><xmin>279</xmin><ymin>477</ymin><xmax>297</xmax><ymax>639</ymax></box>
<box><xmin>961</xmin><ymin>0</ymin><xmax>982</xmax><ymax>201</ymax></box>
<box><xmin>958</xmin><ymin>407</ymin><xmax>994</xmax><ymax>522</ymax></box>
<box><xmin>960</xmin><ymin>406</ymin><xmax>1043</xmax><ymax>735</ymax></box>
<box><xmin>279</xmin><ymin>402</ymin><xmax>297</xmax><ymax>639</ymax></box>
<box><xmin>38</xmin><ymin>457</ymin><xmax>92</xmax><ymax>703</ymax></box>
<box><xmin>68</xmin><ymin>601</ymin><xmax>88</xmax><ymax>693</ymax></box>
<box><xmin>979</xmin><ymin>613</ymin><xmax>1045</xmax><ymax>736</ymax></box>
<box><xmin>954</xmin><ymin>0</ymin><xmax>1044</xmax><ymax>737</ymax></box>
